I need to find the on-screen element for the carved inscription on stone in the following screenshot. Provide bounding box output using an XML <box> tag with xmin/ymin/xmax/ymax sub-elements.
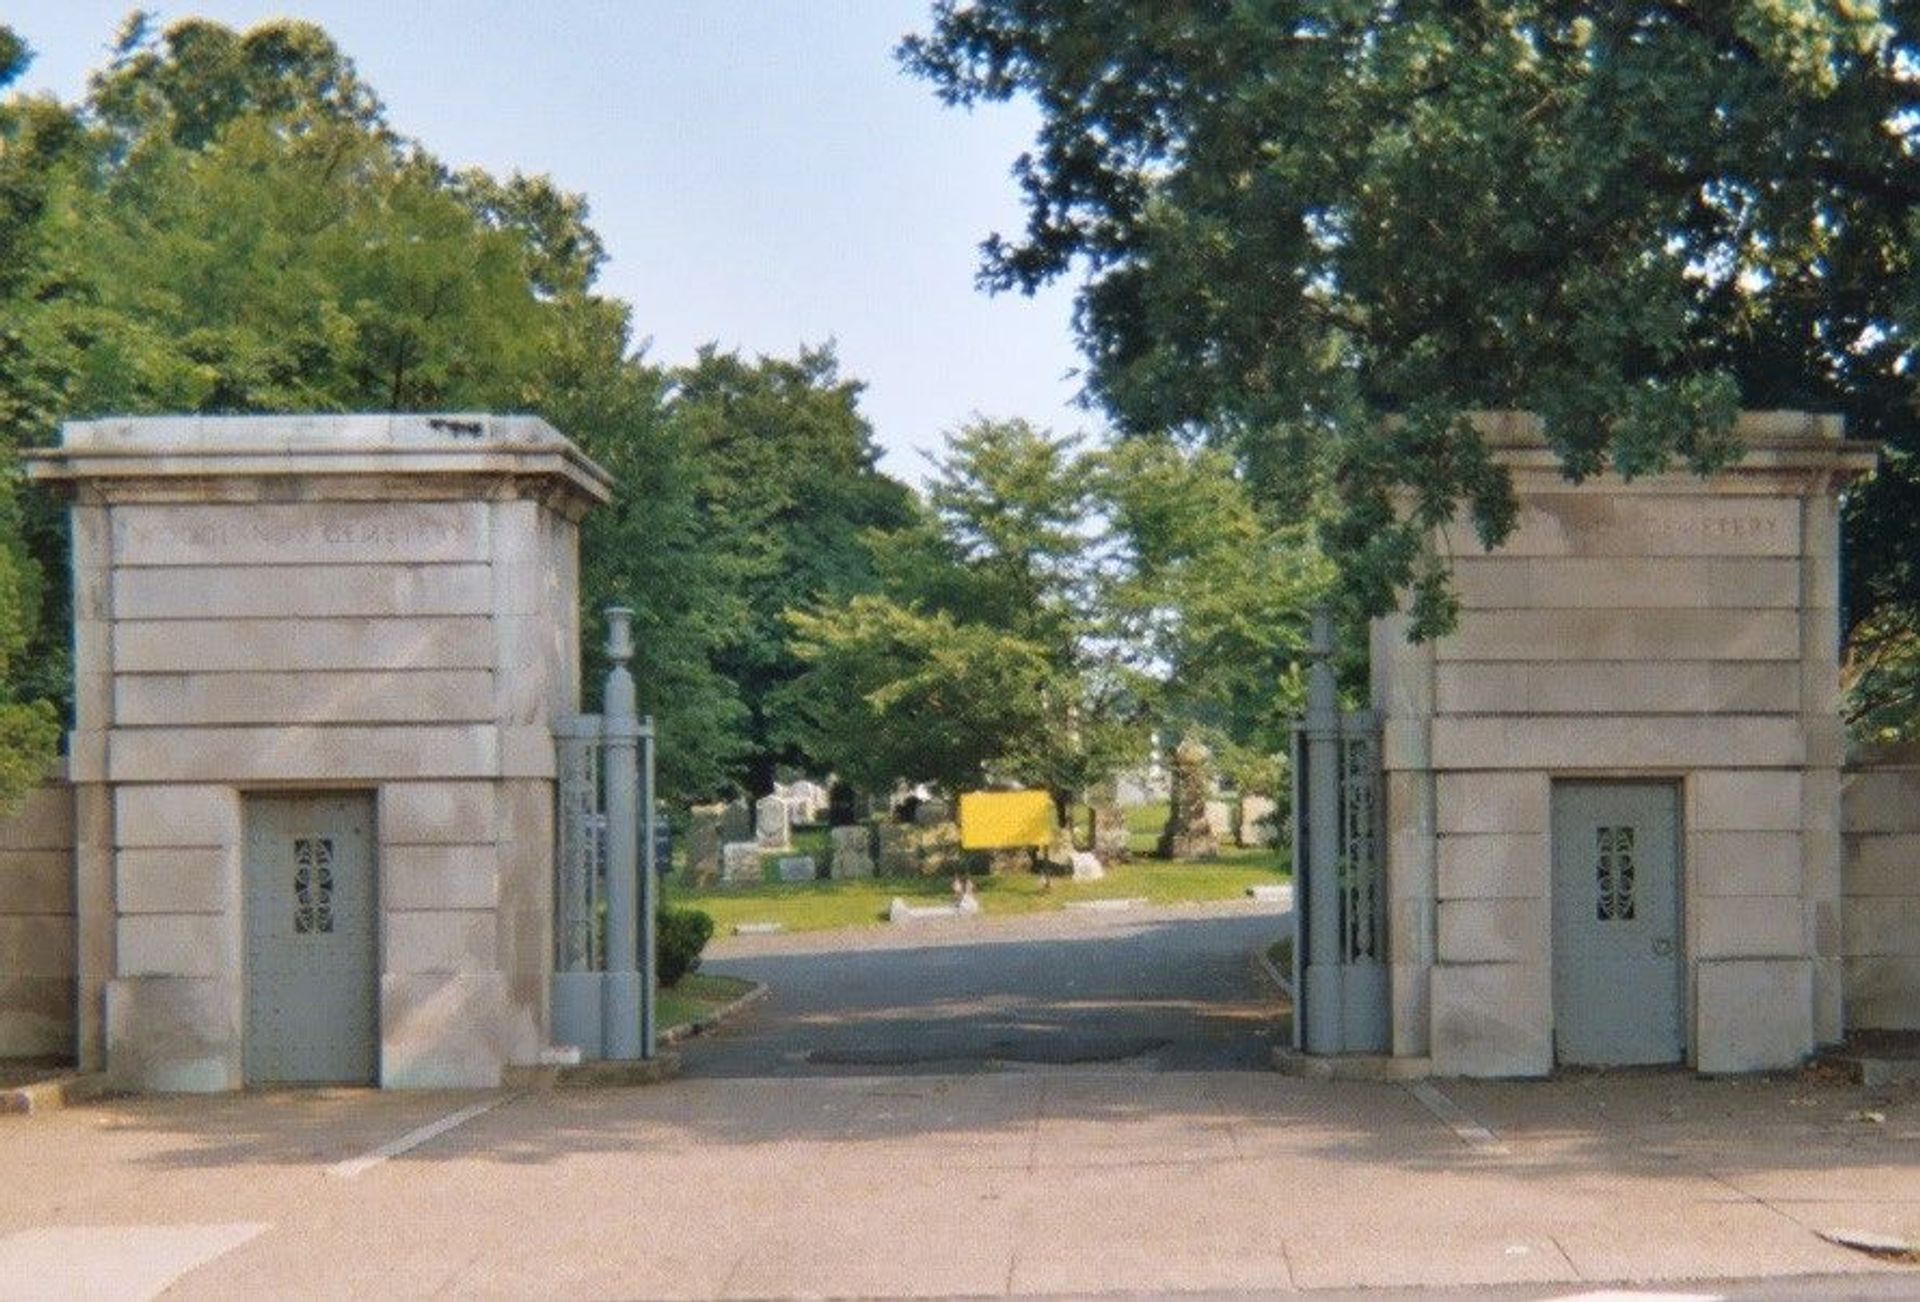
<box><xmin>112</xmin><ymin>503</ymin><xmax>488</xmax><ymax>566</ymax></box>
<box><xmin>1482</xmin><ymin>496</ymin><xmax>1798</xmax><ymax>558</ymax></box>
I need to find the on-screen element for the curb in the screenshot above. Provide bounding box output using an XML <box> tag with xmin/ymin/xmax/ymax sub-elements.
<box><xmin>0</xmin><ymin>1072</ymin><xmax>110</xmax><ymax>1117</ymax></box>
<box><xmin>661</xmin><ymin>978</ymin><xmax>770</xmax><ymax>1046</ymax></box>
<box><xmin>1251</xmin><ymin>944</ymin><xmax>1294</xmax><ymax>1002</ymax></box>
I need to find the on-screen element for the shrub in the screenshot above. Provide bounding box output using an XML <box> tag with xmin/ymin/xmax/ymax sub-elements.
<box><xmin>657</xmin><ymin>905</ymin><xmax>715</xmax><ymax>987</ymax></box>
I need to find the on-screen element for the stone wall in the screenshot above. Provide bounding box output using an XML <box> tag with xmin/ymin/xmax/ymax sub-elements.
<box><xmin>1378</xmin><ymin>412</ymin><xmax>1872</xmax><ymax>1077</ymax></box>
<box><xmin>1841</xmin><ymin>747</ymin><xmax>1920</xmax><ymax>1030</ymax></box>
<box><xmin>0</xmin><ymin>779</ymin><xmax>75</xmax><ymax>1059</ymax></box>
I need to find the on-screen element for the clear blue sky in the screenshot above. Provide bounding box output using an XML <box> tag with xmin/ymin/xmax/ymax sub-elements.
<box><xmin>6</xmin><ymin>2</ymin><xmax>1092</xmax><ymax>484</ymax></box>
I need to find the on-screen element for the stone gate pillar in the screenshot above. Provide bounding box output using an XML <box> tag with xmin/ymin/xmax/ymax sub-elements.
<box><xmin>1376</xmin><ymin>411</ymin><xmax>1876</xmax><ymax>1077</ymax></box>
<box><xmin>27</xmin><ymin>415</ymin><xmax>610</xmax><ymax>1090</ymax></box>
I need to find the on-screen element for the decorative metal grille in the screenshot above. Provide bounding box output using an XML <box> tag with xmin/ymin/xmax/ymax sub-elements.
<box><xmin>555</xmin><ymin>728</ymin><xmax>605</xmax><ymax>971</ymax></box>
<box><xmin>1337</xmin><ymin>726</ymin><xmax>1384</xmax><ymax>962</ymax></box>
<box><xmin>1596</xmin><ymin>824</ymin><xmax>1637</xmax><ymax>922</ymax></box>
<box><xmin>293</xmin><ymin>837</ymin><xmax>335</xmax><ymax>934</ymax></box>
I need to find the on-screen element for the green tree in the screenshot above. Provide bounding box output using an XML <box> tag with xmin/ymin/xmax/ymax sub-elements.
<box><xmin>902</xmin><ymin>2</ymin><xmax>1920</xmax><ymax>660</ymax></box>
<box><xmin>669</xmin><ymin>345</ymin><xmax>915</xmax><ymax>793</ymax></box>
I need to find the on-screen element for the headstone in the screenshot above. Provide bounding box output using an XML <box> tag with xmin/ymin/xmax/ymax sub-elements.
<box><xmin>687</xmin><ymin>804</ymin><xmax>724</xmax><ymax>885</ymax></box>
<box><xmin>830</xmin><ymin>825</ymin><xmax>874</xmax><ymax>879</ymax></box>
<box><xmin>1239</xmin><ymin>795</ymin><xmax>1278</xmax><ymax>848</ymax></box>
<box><xmin>876</xmin><ymin>822</ymin><xmax>918</xmax><ymax>876</ymax></box>
<box><xmin>1158</xmin><ymin>737</ymin><xmax>1220</xmax><ymax>860</ymax></box>
<box><xmin>721</xmin><ymin>841</ymin><xmax>763</xmax><ymax>885</ymax></box>
<box><xmin>918</xmin><ymin>821</ymin><xmax>962</xmax><ymax>875</ymax></box>
<box><xmin>754</xmin><ymin>794</ymin><xmax>790</xmax><ymax>849</ymax></box>
<box><xmin>1069</xmin><ymin>850</ymin><xmax>1106</xmax><ymax>882</ymax></box>
<box><xmin>827</xmin><ymin>781</ymin><xmax>859</xmax><ymax>826</ymax></box>
<box><xmin>1090</xmin><ymin>797</ymin><xmax>1130</xmax><ymax>863</ymax></box>
<box><xmin>787</xmin><ymin>780</ymin><xmax>825</xmax><ymax>823</ymax></box>
<box><xmin>913</xmin><ymin>797</ymin><xmax>952</xmax><ymax>828</ymax></box>
<box><xmin>776</xmin><ymin>855</ymin><xmax>817</xmax><ymax>882</ymax></box>
<box><xmin>1205</xmin><ymin>799</ymin><xmax>1234</xmax><ymax>841</ymax></box>
<box><xmin>720</xmin><ymin>798</ymin><xmax>752</xmax><ymax>844</ymax></box>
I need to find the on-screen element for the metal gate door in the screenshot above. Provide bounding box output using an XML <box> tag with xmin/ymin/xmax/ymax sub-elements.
<box><xmin>244</xmin><ymin>793</ymin><xmax>377</xmax><ymax>1084</ymax></box>
<box><xmin>1551</xmin><ymin>782</ymin><xmax>1683</xmax><ymax>1066</ymax></box>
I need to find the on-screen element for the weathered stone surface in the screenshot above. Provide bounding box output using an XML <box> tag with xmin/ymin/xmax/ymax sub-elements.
<box><xmin>1158</xmin><ymin>738</ymin><xmax>1220</xmax><ymax>860</ymax></box>
<box><xmin>1091</xmin><ymin>799</ymin><xmax>1131</xmax><ymax>861</ymax></box>
<box><xmin>686</xmin><ymin>806</ymin><xmax>723</xmax><ymax>885</ymax></box>
<box><xmin>876</xmin><ymin>823</ymin><xmax>918</xmax><ymax>877</ymax></box>
<box><xmin>380</xmin><ymin>972</ymin><xmax>533</xmax><ymax>1089</ymax></box>
<box><xmin>1204</xmin><ymin>800</ymin><xmax>1233</xmax><ymax>841</ymax></box>
<box><xmin>720</xmin><ymin>799</ymin><xmax>752</xmax><ymax>843</ymax></box>
<box><xmin>104</xmin><ymin>975</ymin><xmax>240</xmax><ymax>1092</ymax></box>
<box><xmin>378</xmin><ymin>782</ymin><xmax>498</xmax><ymax>846</ymax></box>
<box><xmin>1435</xmin><ymin>835</ymin><xmax>1543</xmax><ymax>900</ymax></box>
<box><xmin>1695</xmin><ymin>959</ymin><xmax>1812</xmax><ymax>1073</ymax></box>
<box><xmin>720</xmin><ymin>841</ymin><xmax>763</xmax><ymax>886</ymax></box>
<box><xmin>117</xmin><ymin>670</ymin><xmax>497</xmax><ymax>727</ymax></box>
<box><xmin>1429</xmin><ymin>961</ymin><xmax>1551</xmax><ymax>1078</ymax></box>
<box><xmin>1237</xmin><ymin>794</ymin><xmax>1278</xmax><ymax>848</ymax></box>
<box><xmin>385</xmin><ymin>910</ymin><xmax>497</xmax><ymax>975</ymax></box>
<box><xmin>776</xmin><ymin>855</ymin><xmax>817</xmax><ymax>883</ymax></box>
<box><xmin>913</xmin><ymin>798</ymin><xmax>953</xmax><ymax>828</ymax></box>
<box><xmin>754</xmin><ymin>795</ymin><xmax>790</xmax><ymax>849</ymax></box>
<box><xmin>1069</xmin><ymin>851</ymin><xmax>1105</xmax><ymax>882</ymax></box>
<box><xmin>829</xmin><ymin>826</ymin><xmax>873</xmax><ymax>880</ymax></box>
<box><xmin>116</xmin><ymin>847</ymin><xmax>235</xmax><ymax>915</ymax></box>
<box><xmin>114</xmin><ymin>562</ymin><xmax>493</xmax><ymax>620</ymax></box>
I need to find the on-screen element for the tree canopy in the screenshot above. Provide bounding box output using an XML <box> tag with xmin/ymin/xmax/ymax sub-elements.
<box><xmin>0</xmin><ymin>14</ymin><xmax>914</xmax><ymax>801</ymax></box>
<box><xmin>780</xmin><ymin>417</ymin><xmax>1324</xmax><ymax>807</ymax></box>
<box><xmin>902</xmin><ymin>2</ymin><xmax>1920</xmax><ymax>669</ymax></box>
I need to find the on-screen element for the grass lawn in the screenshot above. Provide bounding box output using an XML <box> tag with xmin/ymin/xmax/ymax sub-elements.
<box><xmin>665</xmin><ymin>844</ymin><xmax>1289</xmax><ymax>935</ymax></box>
<box><xmin>655</xmin><ymin>971</ymin><xmax>757</xmax><ymax>1035</ymax></box>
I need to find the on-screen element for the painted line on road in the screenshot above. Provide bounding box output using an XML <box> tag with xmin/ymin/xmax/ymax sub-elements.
<box><xmin>325</xmin><ymin>1095</ymin><xmax>514</xmax><ymax>1180</ymax></box>
<box><xmin>1405</xmin><ymin>1080</ymin><xmax>1509</xmax><ymax>1155</ymax></box>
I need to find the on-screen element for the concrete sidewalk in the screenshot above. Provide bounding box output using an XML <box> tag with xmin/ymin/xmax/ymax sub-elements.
<box><xmin>1</xmin><ymin>1063</ymin><xmax>1916</xmax><ymax>1298</ymax></box>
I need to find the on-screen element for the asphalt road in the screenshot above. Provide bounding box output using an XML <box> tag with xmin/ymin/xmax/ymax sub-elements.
<box><xmin>680</xmin><ymin>901</ymin><xmax>1292</xmax><ymax>1077</ymax></box>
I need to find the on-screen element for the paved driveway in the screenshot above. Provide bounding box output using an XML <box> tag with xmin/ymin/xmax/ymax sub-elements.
<box><xmin>683</xmin><ymin>901</ymin><xmax>1291</xmax><ymax>1077</ymax></box>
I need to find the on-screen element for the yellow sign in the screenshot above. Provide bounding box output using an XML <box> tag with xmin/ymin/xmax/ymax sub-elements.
<box><xmin>958</xmin><ymin>790</ymin><xmax>1054</xmax><ymax>850</ymax></box>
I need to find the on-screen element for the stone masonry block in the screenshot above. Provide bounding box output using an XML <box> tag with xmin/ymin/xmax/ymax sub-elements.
<box><xmin>109</xmin><ymin>501</ymin><xmax>490</xmax><ymax>568</ymax></box>
<box><xmin>1452</xmin><ymin>557</ymin><xmax>1800</xmax><ymax>611</ymax></box>
<box><xmin>1437</xmin><ymin>898</ymin><xmax>1540</xmax><ymax>964</ymax></box>
<box><xmin>1434</xmin><ymin>608</ymin><xmax>1799</xmax><ymax>663</ymax></box>
<box><xmin>1461</xmin><ymin>494</ymin><xmax>1799</xmax><ymax>559</ymax></box>
<box><xmin>1695</xmin><ymin>959</ymin><xmax>1812</xmax><ymax>1073</ymax></box>
<box><xmin>1435</xmin><ymin>835</ymin><xmax>1545</xmax><ymax>899</ymax></box>
<box><xmin>1842</xmin><ymin>770</ymin><xmax>1920</xmax><ymax>834</ymax></box>
<box><xmin>114</xmin><ymin>784</ymin><xmax>238</xmax><ymax>848</ymax></box>
<box><xmin>114</xmin><ymin>615</ymin><xmax>493</xmax><ymax>673</ymax></box>
<box><xmin>1843</xmin><ymin>898</ymin><xmax>1920</xmax><ymax>958</ymax></box>
<box><xmin>1695</xmin><ymin>895</ymin><xmax>1805</xmax><ymax>960</ymax></box>
<box><xmin>0</xmin><ymin>850</ymin><xmax>74</xmax><ymax>914</ymax></box>
<box><xmin>1691</xmin><ymin>771</ymin><xmax>1803</xmax><ymax>832</ymax></box>
<box><xmin>116</xmin><ymin>913</ymin><xmax>229</xmax><ymax>978</ymax></box>
<box><xmin>380</xmin><ymin>972</ymin><xmax>534</xmax><ymax>1089</ymax></box>
<box><xmin>383</xmin><ymin>844</ymin><xmax>498</xmax><ymax>911</ymax></box>
<box><xmin>1430</xmin><ymin>962</ymin><xmax>1551</xmax><ymax>1077</ymax></box>
<box><xmin>0</xmin><ymin>784</ymin><xmax>73</xmax><ymax>851</ymax></box>
<box><xmin>1435</xmin><ymin>662</ymin><xmax>1799</xmax><ymax>717</ymax></box>
<box><xmin>1812</xmin><ymin>956</ymin><xmax>1844</xmax><ymax>1046</ymax></box>
<box><xmin>1691</xmin><ymin>831</ymin><xmax>1802</xmax><ymax>897</ymax></box>
<box><xmin>117</xmin><ymin>846</ymin><xmax>236</xmax><ymax>914</ymax></box>
<box><xmin>0</xmin><ymin>975</ymin><xmax>75</xmax><ymax>1057</ymax></box>
<box><xmin>1842</xmin><ymin>832</ymin><xmax>1920</xmax><ymax>895</ymax></box>
<box><xmin>385</xmin><ymin>910</ymin><xmax>497</xmax><ymax>974</ymax></box>
<box><xmin>108</xmin><ymin>725</ymin><xmax>498</xmax><ymax>784</ymax></box>
<box><xmin>1435</xmin><ymin>772</ymin><xmax>1547</xmax><ymax>834</ymax></box>
<box><xmin>1844</xmin><ymin>956</ymin><xmax>1920</xmax><ymax>1030</ymax></box>
<box><xmin>113</xmin><ymin>563</ymin><xmax>492</xmax><ymax>620</ymax></box>
<box><xmin>1433</xmin><ymin>716</ymin><xmax>1802</xmax><ymax>771</ymax></box>
<box><xmin>380</xmin><ymin>783</ymin><xmax>499</xmax><ymax>846</ymax></box>
<box><xmin>116</xmin><ymin>671</ymin><xmax>496</xmax><ymax>728</ymax></box>
<box><xmin>105</xmin><ymin>975</ymin><xmax>240</xmax><ymax>1092</ymax></box>
<box><xmin>0</xmin><ymin>916</ymin><xmax>75</xmax><ymax>976</ymax></box>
